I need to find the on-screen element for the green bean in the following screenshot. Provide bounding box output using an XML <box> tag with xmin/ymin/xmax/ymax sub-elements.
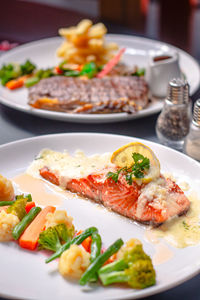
<box><xmin>79</xmin><ymin>238</ymin><xmax>124</xmax><ymax>286</ymax></box>
<box><xmin>89</xmin><ymin>232</ymin><xmax>102</xmax><ymax>282</ymax></box>
<box><xmin>90</xmin><ymin>232</ymin><xmax>102</xmax><ymax>262</ymax></box>
<box><xmin>45</xmin><ymin>227</ymin><xmax>98</xmax><ymax>264</ymax></box>
<box><xmin>0</xmin><ymin>201</ymin><xmax>15</xmax><ymax>206</ymax></box>
<box><xmin>0</xmin><ymin>194</ymin><xmax>32</xmax><ymax>207</ymax></box>
<box><xmin>25</xmin><ymin>76</ymin><xmax>40</xmax><ymax>87</ymax></box>
<box><xmin>12</xmin><ymin>206</ymin><xmax>41</xmax><ymax>240</ymax></box>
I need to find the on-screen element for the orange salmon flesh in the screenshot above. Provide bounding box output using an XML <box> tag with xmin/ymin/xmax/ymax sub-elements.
<box><xmin>40</xmin><ymin>166</ymin><xmax>190</xmax><ymax>225</ymax></box>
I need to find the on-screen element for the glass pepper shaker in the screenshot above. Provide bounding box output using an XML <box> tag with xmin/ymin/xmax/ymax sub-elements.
<box><xmin>156</xmin><ymin>78</ymin><xmax>191</xmax><ymax>150</ymax></box>
<box><xmin>183</xmin><ymin>99</ymin><xmax>200</xmax><ymax>161</ymax></box>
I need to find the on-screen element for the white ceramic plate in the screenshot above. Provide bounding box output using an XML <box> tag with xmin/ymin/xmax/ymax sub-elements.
<box><xmin>0</xmin><ymin>35</ymin><xmax>199</xmax><ymax>123</ymax></box>
<box><xmin>0</xmin><ymin>132</ymin><xmax>200</xmax><ymax>300</ymax></box>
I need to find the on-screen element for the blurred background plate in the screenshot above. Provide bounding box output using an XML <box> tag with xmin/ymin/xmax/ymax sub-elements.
<box><xmin>0</xmin><ymin>34</ymin><xmax>199</xmax><ymax>123</ymax></box>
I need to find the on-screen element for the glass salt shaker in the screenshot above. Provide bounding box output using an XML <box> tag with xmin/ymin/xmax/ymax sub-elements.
<box><xmin>183</xmin><ymin>99</ymin><xmax>200</xmax><ymax>161</ymax></box>
<box><xmin>156</xmin><ymin>78</ymin><xmax>191</xmax><ymax>150</ymax></box>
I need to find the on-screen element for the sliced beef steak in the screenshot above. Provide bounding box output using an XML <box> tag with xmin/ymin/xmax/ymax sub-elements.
<box><xmin>28</xmin><ymin>76</ymin><xmax>149</xmax><ymax>114</ymax></box>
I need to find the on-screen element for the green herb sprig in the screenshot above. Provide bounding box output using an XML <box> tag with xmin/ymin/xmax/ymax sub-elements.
<box><xmin>107</xmin><ymin>152</ymin><xmax>150</xmax><ymax>185</ymax></box>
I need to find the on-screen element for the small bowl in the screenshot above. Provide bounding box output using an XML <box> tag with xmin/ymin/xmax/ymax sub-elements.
<box><xmin>146</xmin><ymin>52</ymin><xmax>182</xmax><ymax>98</ymax></box>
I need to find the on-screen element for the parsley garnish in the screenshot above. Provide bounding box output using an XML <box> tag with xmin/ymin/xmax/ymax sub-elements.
<box><xmin>107</xmin><ymin>168</ymin><xmax>125</xmax><ymax>183</ymax></box>
<box><xmin>132</xmin><ymin>153</ymin><xmax>150</xmax><ymax>178</ymax></box>
<box><xmin>107</xmin><ymin>152</ymin><xmax>150</xmax><ymax>185</ymax></box>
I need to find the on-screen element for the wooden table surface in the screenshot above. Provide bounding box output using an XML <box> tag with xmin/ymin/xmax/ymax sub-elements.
<box><xmin>0</xmin><ymin>1</ymin><xmax>200</xmax><ymax>299</ymax></box>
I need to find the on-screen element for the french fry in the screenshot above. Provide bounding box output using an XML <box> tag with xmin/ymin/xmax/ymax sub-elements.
<box><xmin>57</xmin><ymin>19</ymin><xmax>119</xmax><ymax>65</ymax></box>
<box><xmin>88</xmin><ymin>23</ymin><xmax>107</xmax><ymax>38</ymax></box>
<box><xmin>76</xmin><ymin>19</ymin><xmax>92</xmax><ymax>35</ymax></box>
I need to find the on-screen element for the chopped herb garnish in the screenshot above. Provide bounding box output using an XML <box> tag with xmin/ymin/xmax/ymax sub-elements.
<box><xmin>34</xmin><ymin>155</ymin><xmax>44</xmax><ymax>160</ymax></box>
<box><xmin>107</xmin><ymin>152</ymin><xmax>150</xmax><ymax>185</ymax></box>
<box><xmin>107</xmin><ymin>168</ymin><xmax>125</xmax><ymax>183</ymax></box>
<box><xmin>131</xmin><ymin>153</ymin><xmax>150</xmax><ymax>179</ymax></box>
<box><xmin>183</xmin><ymin>221</ymin><xmax>190</xmax><ymax>230</ymax></box>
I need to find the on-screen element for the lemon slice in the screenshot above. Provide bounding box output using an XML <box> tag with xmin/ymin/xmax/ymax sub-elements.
<box><xmin>111</xmin><ymin>142</ymin><xmax>160</xmax><ymax>183</ymax></box>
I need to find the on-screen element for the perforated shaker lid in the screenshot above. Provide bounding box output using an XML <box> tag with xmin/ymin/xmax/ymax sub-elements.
<box><xmin>193</xmin><ymin>99</ymin><xmax>200</xmax><ymax>126</ymax></box>
<box><xmin>166</xmin><ymin>78</ymin><xmax>189</xmax><ymax>104</ymax></box>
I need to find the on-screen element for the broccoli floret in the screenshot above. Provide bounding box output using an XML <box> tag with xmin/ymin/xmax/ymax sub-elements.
<box><xmin>98</xmin><ymin>242</ymin><xmax>156</xmax><ymax>289</ymax></box>
<box><xmin>38</xmin><ymin>227</ymin><xmax>61</xmax><ymax>252</ymax></box>
<box><xmin>38</xmin><ymin>223</ymin><xmax>73</xmax><ymax>252</ymax></box>
<box><xmin>54</xmin><ymin>223</ymin><xmax>74</xmax><ymax>243</ymax></box>
<box><xmin>7</xmin><ymin>198</ymin><xmax>27</xmax><ymax>220</ymax></box>
<box><xmin>20</xmin><ymin>60</ymin><xmax>36</xmax><ymax>75</ymax></box>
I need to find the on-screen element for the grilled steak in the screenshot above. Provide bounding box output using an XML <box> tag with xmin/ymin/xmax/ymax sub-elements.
<box><xmin>28</xmin><ymin>76</ymin><xmax>149</xmax><ymax>114</ymax></box>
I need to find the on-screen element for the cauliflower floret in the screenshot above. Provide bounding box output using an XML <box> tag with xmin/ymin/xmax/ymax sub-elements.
<box><xmin>59</xmin><ymin>244</ymin><xmax>90</xmax><ymax>279</ymax></box>
<box><xmin>117</xmin><ymin>238</ymin><xmax>142</xmax><ymax>259</ymax></box>
<box><xmin>0</xmin><ymin>174</ymin><xmax>15</xmax><ymax>202</ymax></box>
<box><xmin>45</xmin><ymin>210</ymin><xmax>74</xmax><ymax>230</ymax></box>
<box><xmin>0</xmin><ymin>210</ymin><xmax>19</xmax><ymax>242</ymax></box>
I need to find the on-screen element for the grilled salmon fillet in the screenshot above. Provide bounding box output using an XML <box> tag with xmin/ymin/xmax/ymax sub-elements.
<box><xmin>28</xmin><ymin>76</ymin><xmax>149</xmax><ymax>114</ymax></box>
<box><xmin>39</xmin><ymin>165</ymin><xmax>190</xmax><ymax>225</ymax></box>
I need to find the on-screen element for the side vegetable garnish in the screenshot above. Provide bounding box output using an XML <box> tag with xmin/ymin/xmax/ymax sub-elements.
<box><xmin>15</xmin><ymin>193</ymin><xmax>32</xmax><ymax>202</ymax></box>
<box><xmin>107</xmin><ymin>152</ymin><xmax>150</xmax><ymax>184</ymax></box>
<box><xmin>25</xmin><ymin>68</ymin><xmax>54</xmax><ymax>87</ymax></box>
<box><xmin>19</xmin><ymin>206</ymin><xmax>56</xmax><ymax>250</ymax></box>
<box><xmin>0</xmin><ymin>60</ymin><xmax>36</xmax><ymax>85</ymax></box>
<box><xmin>98</xmin><ymin>239</ymin><xmax>156</xmax><ymax>289</ymax></box>
<box><xmin>132</xmin><ymin>68</ymin><xmax>145</xmax><ymax>77</ymax></box>
<box><xmin>45</xmin><ymin>227</ymin><xmax>98</xmax><ymax>263</ymax></box>
<box><xmin>79</xmin><ymin>238</ymin><xmax>124</xmax><ymax>285</ymax></box>
<box><xmin>59</xmin><ymin>244</ymin><xmax>91</xmax><ymax>279</ymax></box>
<box><xmin>7</xmin><ymin>197</ymin><xmax>27</xmax><ymax>220</ymax></box>
<box><xmin>12</xmin><ymin>206</ymin><xmax>41</xmax><ymax>240</ymax></box>
<box><xmin>0</xmin><ymin>173</ymin><xmax>157</xmax><ymax>291</ymax></box>
<box><xmin>57</xmin><ymin>61</ymin><xmax>100</xmax><ymax>79</ymax></box>
<box><xmin>0</xmin><ymin>210</ymin><xmax>20</xmax><ymax>242</ymax></box>
<box><xmin>38</xmin><ymin>223</ymin><xmax>72</xmax><ymax>252</ymax></box>
<box><xmin>89</xmin><ymin>232</ymin><xmax>102</xmax><ymax>282</ymax></box>
<box><xmin>0</xmin><ymin>194</ymin><xmax>32</xmax><ymax>207</ymax></box>
<box><xmin>90</xmin><ymin>232</ymin><xmax>102</xmax><ymax>262</ymax></box>
<box><xmin>0</xmin><ymin>200</ymin><xmax>15</xmax><ymax>207</ymax></box>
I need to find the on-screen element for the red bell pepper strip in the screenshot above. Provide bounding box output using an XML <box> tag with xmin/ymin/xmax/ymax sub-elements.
<box><xmin>25</xmin><ymin>201</ymin><xmax>35</xmax><ymax>214</ymax></box>
<box><xmin>97</xmin><ymin>48</ymin><xmax>126</xmax><ymax>78</ymax></box>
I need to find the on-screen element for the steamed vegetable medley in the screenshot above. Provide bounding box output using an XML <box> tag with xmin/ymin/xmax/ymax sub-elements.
<box><xmin>0</xmin><ymin>174</ymin><xmax>156</xmax><ymax>290</ymax></box>
<box><xmin>0</xmin><ymin>51</ymin><xmax>145</xmax><ymax>90</ymax></box>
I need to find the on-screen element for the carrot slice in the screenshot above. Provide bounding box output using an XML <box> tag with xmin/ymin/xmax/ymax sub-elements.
<box><xmin>97</xmin><ymin>48</ymin><xmax>126</xmax><ymax>78</ymax></box>
<box><xmin>76</xmin><ymin>230</ymin><xmax>92</xmax><ymax>253</ymax></box>
<box><xmin>19</xmin><ymin>206</ymin><xmax>55</xmax><ymax>250</ymax></box>
<box><xmin>82</xmin><ymin>236</ymin><xmax>92</xmax><ymax>253</ymax></box>
<box><xmin>5</xmin><ymin>75</ymin><xmax>29</xmax><ymax>90</ymax></box>
<box><xmin>25</xmin><ymin>201</ymin><xmax>35</xmax><ymax>214</ymax></box>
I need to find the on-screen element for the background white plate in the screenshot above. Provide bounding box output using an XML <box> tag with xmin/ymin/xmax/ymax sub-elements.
<box><xmin>0</xmin><ymin>132</ymin><xmax>200</xmax><ymax>300</ymax></box>
<box><xmin>0</xmin><ymin>35</ymin><xmax>199</xmax><ymax>123</ymax></box>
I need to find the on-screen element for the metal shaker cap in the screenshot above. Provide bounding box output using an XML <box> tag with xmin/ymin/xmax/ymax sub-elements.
<box><xmin>193</xmin><ymin>99</ymin><xmax>200</xmax><ymax>126</ymax></box>
<box><xmin>166</xmin><ymin>78</ymin><xmax>189</xmax><ymax>104</ymax></box>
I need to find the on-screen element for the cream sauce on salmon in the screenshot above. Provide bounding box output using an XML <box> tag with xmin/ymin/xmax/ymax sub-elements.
<box><xmin>146</xmin><ymin>191</ymin><xmax>200</xmax><ymax>248</ymax></box>
<box><xmin>27</xmin><ymin>149</ymin><xmax>112</xmax><ymax>187</ymax></box>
